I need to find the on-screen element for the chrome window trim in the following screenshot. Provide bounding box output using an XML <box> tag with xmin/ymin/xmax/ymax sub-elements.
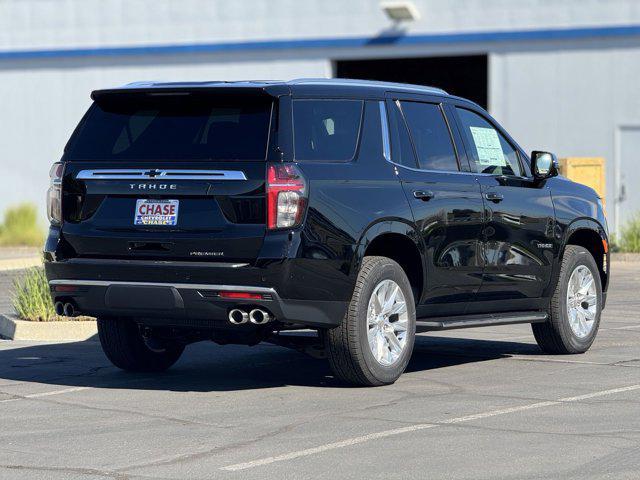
<box><xmin>378</xmin><ymin>101</ymin><xmax>391</xmax><ymax>162</ymax></box>
<box><xmin>384</xmin><ymin>159</ymin><xmax>519</xmax><ymax>177</ymax></box>
<box><xmin>49</xmin><ymin>279</ymin><xmax>277</xmax><ymax>295</ymax></box>
<box><xmin>395</xmin><ymin>99</ymin><xmax>462</xmax><ymax>174</ymax></box>
<box><xmin>382</xmin><ymin>99</ymin><xmax>475</xmax><ymax>176</ymax></box>
<box><xmin>380</xmin><ymin>99</ymin><xmax>529</xmax><ymax>179</ymax></box>
<box><xmin>76</xmin><ymin>169</ymin><xmax>247</xmax><ymax>181</ymax></box>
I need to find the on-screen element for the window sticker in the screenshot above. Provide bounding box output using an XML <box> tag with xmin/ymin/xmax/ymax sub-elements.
<box><xmin>469</xmin><ymin>127</ymin><xmax>507</xmax><ymax>167</ymax></box>
<box><xmin>322</xmin><ymin>118</ymin><xmax>335</xmax><ymax>135</ymax></box>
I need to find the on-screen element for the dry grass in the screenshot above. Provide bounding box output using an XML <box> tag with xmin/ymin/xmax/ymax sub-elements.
<box><xmin>619</xmin><ymin>214</ymin><xmax>640</xmax><ymax>253</ymax></box>
<box><xmin>0</xmin><ymin>203</ymin><xmax>45</xmax><ymax>247</ymax></box>
<box><xmin>12</xmin><ymin>267</ymin><xmax>56</xmax><ymax>321</ymax></box>
<box><xmin>12</xmin><ymin>268</ymin><xmax>94</xmax><ymax>322</ymax></box>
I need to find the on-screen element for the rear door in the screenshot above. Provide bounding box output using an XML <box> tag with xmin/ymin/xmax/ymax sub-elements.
<box><xmin>60</xmin><ymin>89</ymin><xmax>277</xmax><ymax>263</ymax></box>
<box><xmin>385</xmin><ymin>95</ymin><xmax>484</xmax><ymax>316</ymax></box>
<box><xmin>452</xmin><ymin>105</ymin><xmax>556</xmax><ymax>312</ymax></box>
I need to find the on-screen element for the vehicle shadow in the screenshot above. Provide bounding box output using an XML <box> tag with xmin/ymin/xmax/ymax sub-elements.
<box><xmin>0</xmin><ymin>334</ymin><xmax>542</xmax><ymax>392</ymax></box>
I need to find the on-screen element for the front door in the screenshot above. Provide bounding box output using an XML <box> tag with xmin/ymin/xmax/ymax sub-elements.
<box><xmin>384</xmin><ymin>97</ymin><xmax>484</xmax><ymax>317</ymax></box>
<box><xmin>453</xmin><ymin>106</ymin><xmax>556</xmax><ymax>313</ymax></box>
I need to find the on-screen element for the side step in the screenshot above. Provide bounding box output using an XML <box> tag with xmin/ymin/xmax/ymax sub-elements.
<box><xmin>416</xmin><ymin>311</ymin><xmax>548</xmax><ymax>332</ymax></box>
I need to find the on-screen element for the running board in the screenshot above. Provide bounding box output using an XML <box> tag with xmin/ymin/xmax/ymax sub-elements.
<box><xmin>416</xmin><ymin>311</ymin><xmax>548</xmax><ymax>332</ymax></box>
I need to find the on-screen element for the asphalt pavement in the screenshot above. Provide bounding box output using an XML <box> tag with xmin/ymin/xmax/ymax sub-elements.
<box><xmin>0</xmin><ymin>262</ymin><xmax>638</xmax><ymax>479</ymax></box>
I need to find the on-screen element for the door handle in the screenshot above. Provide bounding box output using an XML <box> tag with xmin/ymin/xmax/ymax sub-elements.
<box><xmin>484</xmin><ymin>192</ymin><xmax>504</xmax><ymax>203</ymax></box>
<box><xmin>413</xmin><ymin>190</ymin><xmax>434</xmax><ymax>201</ymax></box>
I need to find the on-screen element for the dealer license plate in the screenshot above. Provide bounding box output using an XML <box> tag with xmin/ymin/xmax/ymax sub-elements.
<box><xmin>134</xmin><ymin>199</ymin><xmax>179</xmax><ymax>226</ymax></box>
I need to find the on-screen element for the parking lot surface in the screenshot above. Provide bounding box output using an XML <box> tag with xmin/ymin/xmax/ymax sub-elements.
<box><xmin>0</xmin><ymin>262</ymin><xmax>638</xmax><ymax>479</ymax></box>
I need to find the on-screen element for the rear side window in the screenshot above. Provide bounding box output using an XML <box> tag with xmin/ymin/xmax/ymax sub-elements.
<box><xmin>400</xmin><ymin>101</ymin><xmax>458</xmax><ymax>172</ymax></box>
<box><xmin>388</xmin><ymin>101</ymin><xmax>418</xmax><ymax>169</ymax></box>
<box><xmin>66</xmin><ymin>93</ymin><xmax>273</xmax><ymax>161</ymax></box>
<box><xmin>293</xmin><ymin>99</ymin><xmax>363</xmax><ymax>161</ymax></box>
<box><xmin>455</xmin><ymin>107</ymin><xmax>522</xmax><ymax>176</ymax></box>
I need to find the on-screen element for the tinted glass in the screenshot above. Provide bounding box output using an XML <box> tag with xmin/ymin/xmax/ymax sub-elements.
<box><xmin>388</xmin><ymin>101</ymin><xmax>418</xmax><ymax>168</ymax></box>
<box><xmin>293</xmin><ymin>99</ymin><xmax>363</xmax><ymax>161</ymax></box>
<box><xmin>357</xmin><ymin>101</ymin><xmax>384</xmax><ymax>161</ymax></box>
<box><xmin>456</xmin><ymin>108</ymin><xmax>522</xmax><ymax>176</ymax></box>
<box><xmin>400</xmin><ymin>101</ymin><xmax>458</xmax><ymax>171</ymax></box>
<box><xmin>66</xmin><ymin>93</ymin><xmax>273</xmax><ymax>161</ymax></box>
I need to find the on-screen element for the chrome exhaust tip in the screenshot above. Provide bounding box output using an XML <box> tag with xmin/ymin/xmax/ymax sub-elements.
<box><xmin>249</xmin><ymin>309</ymin><xmax>272</xmax><ymax>325</ymax></box>
<box><xmin>54</xmin><ymin>301</ymin><xmax>65</xmax><ymax>316</ymax></box>
<box><xmin>228</xmin><ymin>309</ymin><xmax>249</xmax><ymax>325</ymax></box>
<box><xmin>62</xmin><ymin>302</ymin><xmax>77</xmax><ymax>317</ymax></box>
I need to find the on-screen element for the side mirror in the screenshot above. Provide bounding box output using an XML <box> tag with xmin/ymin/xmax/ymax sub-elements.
<box><xmin>531</xmin><ymin>151</ymin><xmax>558</xmax><ymax>180</ymax></box>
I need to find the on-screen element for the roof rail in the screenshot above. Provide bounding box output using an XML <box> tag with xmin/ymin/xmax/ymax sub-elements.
<box><xmin>110</xmin><ymin>78</ymin><xmax>449</xmax><ymax>96</ymax></box>
<box><xmin>288</xmin><ymin>78</ymin><xmax>447</xmax><ymax>95</ymax></box>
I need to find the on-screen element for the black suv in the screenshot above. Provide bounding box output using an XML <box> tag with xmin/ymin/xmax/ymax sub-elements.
<box><xmin>44</xmin><ymin>79</ymin><xmax>609</xmax><ymax>386</ymax></box>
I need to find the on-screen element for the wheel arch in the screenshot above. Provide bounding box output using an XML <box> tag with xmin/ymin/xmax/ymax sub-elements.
<box><xmin>562</xmin><ymin>219</ymin><xmax>609</xmax><ymax>292</ymax></box>
<box><xmin>353</xmin><ymin>220</ymin><xmax>425</xmax><ymax>303</ymax></box>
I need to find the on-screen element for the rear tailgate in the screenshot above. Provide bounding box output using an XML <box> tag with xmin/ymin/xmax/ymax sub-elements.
<box><xmin>58</xmin><ymin>88</ymin><xmax>277</xmax><ymax>263</ymax></box>
<box><xmin>61</xmin><ymin>162</ymin><xmax>267</xmax><ymax>262</ymax></box>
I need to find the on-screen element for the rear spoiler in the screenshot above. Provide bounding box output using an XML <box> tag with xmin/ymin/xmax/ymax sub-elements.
<box><xmin>91</xmin><ymin>84</ymin><xmax>290</xmax><ymax>102</ymax></box>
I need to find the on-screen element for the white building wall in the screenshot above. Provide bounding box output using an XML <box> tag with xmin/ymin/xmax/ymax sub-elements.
<box><xmin>489</xmin><ymin>41</ymin><xmax>640</xmax><ymax>230</ymax></box>
<box><xmin>2</xmin><ymin>0</ymin><xmax>640</xmax><ymax>50</ymax></box>
<box><xmin>0</xmin><ymin>58</ymin><xmax>330</xmax><ymax>219</ymax></box>
<box><xmin>2</xmin><ymin>0</ymin><xmax>640</xmax><ymax>226</ymax></box>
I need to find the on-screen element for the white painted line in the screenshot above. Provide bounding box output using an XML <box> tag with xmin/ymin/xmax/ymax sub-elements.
<box><xmin>612</xmin><ymin>324</ymin><xmax>640</xmax><ymax>330</ymax></box>
<box><xmin>0</xmin><ymin>386</ymin><xmax>89</xmax><ymax>403</ymax></box>
<box><xmin>509</xmin><ymin>356</ymin><xmax>609</xmax><ymax>366</ymax></box>
<box><xmin>495</xmin><ymin>334</ymin><xmax>535</xmax><ymax>341</ymax></box>
<box><xmin>221</xmin><ymin>424</ymin><xmax>440</xmax><ymax>471</ymax></box>
<box><xmin>221</xmin><ymin>384</ymin><xmax>640</xmax><ymax>472</ymax></box>
<box><xmin>560</xmin><ymin>384</ymin><xmax>640</xmax><ymax>401</ymax></box>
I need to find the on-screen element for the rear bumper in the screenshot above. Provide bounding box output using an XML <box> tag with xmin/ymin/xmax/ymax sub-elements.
<box><xmin>44</xmin><ymin>258</ymin><xmax>347</xmax><ymax>328</ymax></box>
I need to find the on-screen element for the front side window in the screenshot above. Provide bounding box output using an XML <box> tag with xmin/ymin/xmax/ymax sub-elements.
<box><xmin>293</xmin><ymin>99</ymin><xmax>363</xmax><ymax>161</ymax></box>
<box><xmin>455</xmin><ymin>108</ymin><xmax>522</xmax><ymax>176</ymax></box>
<box><xmin>400</xmin><ymin>101</ymin><xmax>459</xmax><ymax>172</ymax></box>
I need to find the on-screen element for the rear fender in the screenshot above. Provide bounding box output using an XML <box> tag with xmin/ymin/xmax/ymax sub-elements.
<box><xmin>352</xmin><ymin>219</ymin><xmax>424</xmax><ymax>282</ymax></box>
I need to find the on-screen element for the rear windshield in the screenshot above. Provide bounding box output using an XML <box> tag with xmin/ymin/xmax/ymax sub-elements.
<box><xmin>293</xmin><ymin>99</ymin><xmax>363</xmax><ymax>161</ymax></box>
<box><xmin>65</xmin><ymin>93</ymin><xmax>273</xmax><ymax>161</ymax></box>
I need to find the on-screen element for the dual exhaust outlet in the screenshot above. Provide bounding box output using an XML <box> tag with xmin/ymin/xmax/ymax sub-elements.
<box><xmin>229</xmin><ymin>308</ymin><xmax>273</xmax><ymax>325</ymax></box>
<box><xmin>54</xmin><ymin>301</ymin><xmax>77</xmax><ymax>317</ymax></box>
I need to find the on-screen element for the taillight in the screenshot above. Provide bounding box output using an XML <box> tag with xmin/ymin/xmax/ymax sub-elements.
<box><xmin>46</xmin><ymin>162</ymin><xmax>63</xmax><ymax>225</ymax></box>
<box><xmin>266</xmin><ymin>163</ymin><xmax>307</xmax><ymax>230</ymax></box>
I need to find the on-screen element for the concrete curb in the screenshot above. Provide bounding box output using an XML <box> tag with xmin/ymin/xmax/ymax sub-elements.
<box><xmin>611</xmin><ymin>253</ymin><xmax>640</xmax><ymax>263</ymax></box>
<box><xmin>0</xmin><ymin>256</ymin><xmax>42</xmax><ymax>272</ymax></box>
<box><xmin>0</xmin><ymin>314</ymin><xmax>97</xmax><ymax>341</ymax></box>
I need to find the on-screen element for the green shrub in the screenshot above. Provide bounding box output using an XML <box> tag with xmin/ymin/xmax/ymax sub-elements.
<box><xmin>12</xmin><ymin>268</ymin><xmax>57</xmax><ymax>321</ymax></box>
<box><xmin>0</xmin><ymin>203</ymin><xmax>45</xmax><ymax>247</ymax></box>
<box><xmin>619</xmin><ymin>214</ymin><xmax>640</xmax><ymax>253</ymax></box>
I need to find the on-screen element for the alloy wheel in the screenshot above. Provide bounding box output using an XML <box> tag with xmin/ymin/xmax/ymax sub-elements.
<box><xmin>566</xmin><ymin>265</ymin><xmax>598</xmax><ymax>338</ymax></box>
<box><xmin>366</xmin><ymin>279</ymin><xmax>409</xmax><ymax>366</ymax></box>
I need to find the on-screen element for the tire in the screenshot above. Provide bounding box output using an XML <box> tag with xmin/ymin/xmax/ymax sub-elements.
<box><xmin>532</xmin><ymin>245</ymin><xmax>602</xmax><ymax>354</ymax></box>
<box><xmin>97</xmin><ymin>317</ymin><xmax>184</xmax><ymax>372</ymax></box>
<box><xmin>324</xmin><ymin>256</ymin><xmax>416</xmax><ymax>386</ymax></box>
